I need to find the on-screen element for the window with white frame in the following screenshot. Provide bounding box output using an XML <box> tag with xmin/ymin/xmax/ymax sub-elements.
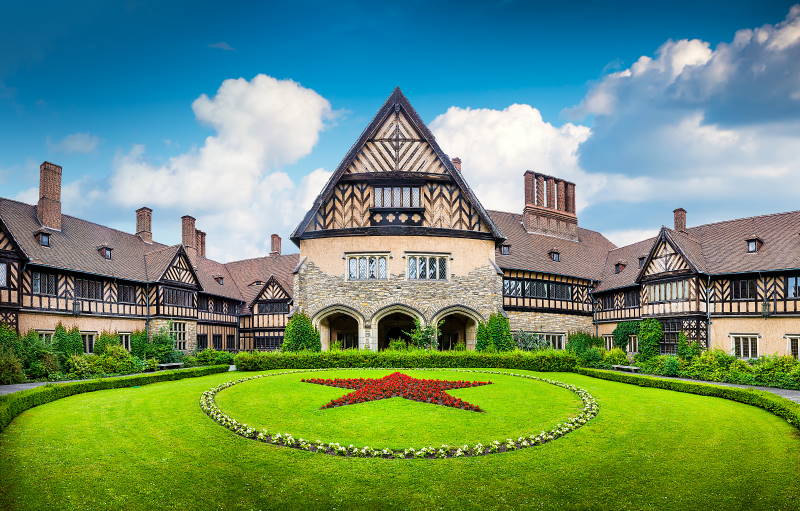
<box><xmin>119</xmin><ymin>333</ymin><xmax>131</xmax><ymax>351</ymax></box>
<box><xmin>603</xmin><ymin>334</ymin><xmax>614</xmax><ymax>351</ymax></box>
<box><xmin>732</xmin><ymin>335</ymin><xmax>758</xmax><ymax>359</ymax></box>
<box><xmin>533</xmin><ymin>332</ymin><xmax>565</xmax><ymax>350</ymax></box>
<box><xmin>170</xmin><ymin>322</ymin><xmax>187</xmax><ymax>351</ymax></box>
<box><xmin>786</xmin><ymin>276</ymin><xmax>800</xmax><ymax>299</ymax></box>
<box><xmin>37</xmin><ymin>330</ymin><xmax>54</xmax><ymax>344</ymax></box>
<box><xmin>648</xmin><ymin>280</ymin><xmax>689</xmax><ymax>303</ymax></box>
<box><xmin>347</xmin><ymin>255</ymin><xmax>388</xmax><ymax>281</ymax></box>
<box><xmin>628</xmin><ymin>335</ymin><xmax>639</xmax><ymax>354</ymax></box>
<box><xmin>373</xmin><ymin>186</ymin><xmax>421</xmax><ymax>208</ymax></box>
<box><xmin>788</xmin><ymin>336</ymin><xmax>799</xmax><ymax>359</ymax></box>
<box><xmin>81</xmin><ymin>332</ymin><xmax>95</xmax><ymax>354</ymax></box>
<box><xmin>0</xmin><ymin>262</ymin><xmax>7</xmax><ymax>288</ymax></box>
<box><xmin>407</xmin><ymin>255</ymin><xmax>448</xmax><ymax>281</ymax></box>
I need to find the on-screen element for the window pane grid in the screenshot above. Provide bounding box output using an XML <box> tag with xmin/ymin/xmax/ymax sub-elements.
<box><xmin>347</xmin><ymin>256</ymin><xmax>388</xmax><ymax>281</ymax></box>
<box><xmin>374</xmin><ymin>186</ymin><xmax>422</xmax><ymax>208</ymax></box>
<box><xmin>407</xmin><ymin>256</ymin><xmax>447</xmax><ymax>280</ymax></box>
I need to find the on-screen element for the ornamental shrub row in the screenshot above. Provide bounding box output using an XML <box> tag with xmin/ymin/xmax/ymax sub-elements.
<box><xmin>578</xmin><ymin>367</ymin><xmax>800</xmax><ymax>429</ymax></box>
<box><xmin>0</xmin><ymin>365</ymin><xmax>229</xmax><ymax>432</ymax></box>
<box><xmin>233</xmin><ymin>349</ymin><xmax>577</xmax><ymax>372</ymax></box>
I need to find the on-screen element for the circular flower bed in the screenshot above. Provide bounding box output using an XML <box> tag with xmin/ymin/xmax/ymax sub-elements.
<box><xmin>200</xmin><ymin>368</ymin><xmax>599</xmax><ymax>459</ymax></box>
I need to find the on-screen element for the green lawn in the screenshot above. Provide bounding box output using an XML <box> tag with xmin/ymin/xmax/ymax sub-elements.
<box><xmin>215</xmin><ymin>369</ymin><xmax>582</xmax><ymax>448</ymax></box>
<box><xmin>1</xmin><ymin>369</ymin><xmax>799</xmax><ymax>510</ymax></box>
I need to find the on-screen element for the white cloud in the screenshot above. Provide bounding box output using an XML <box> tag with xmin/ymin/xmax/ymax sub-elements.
<box><xmin>603</xmin><ymin>229</ymin><xmax>659</xmax><ymax>248</ymax></box>
<box><xmin>109</xmin><ymin>74</ymin><xmax>333</xmax><ymax>261</ymax></box>
<box><xmin>208</xmin><ymin>41</ymin><xmax>235</xmax><ymax>51</ymax></box>
<box><xmin>50</xmin><ymin>132</ymin><xmax>100</xmax><ymax>153</ymax></box>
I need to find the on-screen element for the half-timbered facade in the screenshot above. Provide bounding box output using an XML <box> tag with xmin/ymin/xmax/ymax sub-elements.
<box><xmin>2</xmin><ymin>89</ymin><xmax>799</xmax><ymax>358</ymax></box>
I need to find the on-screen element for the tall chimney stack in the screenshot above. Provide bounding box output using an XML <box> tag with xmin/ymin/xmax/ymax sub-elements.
<box><xmin>270</xmin><ymin>234</ymin><xmax>281</xmax><ymax>256</ymax></box>
<box><xmin>136</xmin><ymin>207</ymin><xmax>153</xmax><ymax>244</ymax></box>
<box><xmin>673</xmin><ymin>208</ymin><xmax>687</xmax><ymax>232</ymax></box>
<box><xmin>195</xmin><ymin>229</ymin><xmax>206</xmax><ymax>258</ymax></box>
<box><xmin>37</xmin><ymin>161</ymin><xmax>62</xmax><ymax>230</ymax></box>
<box><xmin>181</xmin><ymin>215</ymin><xmax>196</xmax><ymax>259</ymax></box>
<box><xmin>521</xmin><ymin>171</ymin><xmax>578</xmax><ymax>240</ymax></box>
<box><xmin>451</xmin><ymin>157</ymin><xmax>462</xmax><ymax>172</ymax></box>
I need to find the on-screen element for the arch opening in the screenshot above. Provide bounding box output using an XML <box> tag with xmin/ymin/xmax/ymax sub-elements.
<box><xmin>376</xmin><ymin>312</ymin><xmax>416</xmax><ymax>351</ymax></box>
<box><xmin>437</xmin><ymin>312</ymin><xmax>478</xmax><ymax>351</ymax></box>
<box><xmin>314</xmin><ymin>307</ymin><xmax>364</xmax><ymax>350</ymax></box>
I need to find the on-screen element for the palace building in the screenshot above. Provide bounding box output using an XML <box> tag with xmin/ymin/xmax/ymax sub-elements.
<box><xmin>1</xmin><ymin>88</ymin><xmax>798</xmax><ymax>358</ymax></box>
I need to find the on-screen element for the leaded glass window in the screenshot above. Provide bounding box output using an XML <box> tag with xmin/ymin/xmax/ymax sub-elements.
<box><xmin>408</xmin><ymin>255</ymin><xmax>447</xmax><ymax>281</ymax></box>
<box><xmin>346</xmin><ymin>255</ymin><xmax>388</xmax><ymax>281</ymax></box>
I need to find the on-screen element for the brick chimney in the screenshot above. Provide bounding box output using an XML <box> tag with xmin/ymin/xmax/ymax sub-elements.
<box><xmin>522</xmin><ymin>171</ymin><xmax>578</xmax><ymax>240</ymax></box>
<box><xmin>37</xmin><ymin>161</ymin><xmax>62</xmax><ymax>230</ymax></box>
<box><xmin>195</xmin><ymin>229</ymin><xmax>206</xmax><ymax>258</ymax></box>
<box><xmin>270</xmin><ymin>234</ymin><xmax>281</xmax><ymax>256</ymax></box>
<box><xmin>135</xmin><ymin>207</ymin><xmax>153</xmax><ymax>244</ymax></box>
<box><xmin>181</xmin><ymin>215</ymin><xmax>196</xmax><ymax>259</ymax></box>
<box><xmin>673</xmin><ymin>208</ymin><xmax>687</xmax><ymax>232</ymax></box>
<box><xmin>451</xmin><ymin>157</ymin><xmax>462</xmax><ymax>172</ymax></box>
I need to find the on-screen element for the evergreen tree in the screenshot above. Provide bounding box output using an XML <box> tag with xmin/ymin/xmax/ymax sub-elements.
<box><xmin>282</xmin><ymin>312</ymin><xmax>321</xmax><ymax>352</ymax></box>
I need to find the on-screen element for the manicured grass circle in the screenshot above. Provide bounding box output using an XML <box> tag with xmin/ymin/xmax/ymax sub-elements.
<box><xmin>203</xmin><ymin>368</ymin><xmax>599</xmax><ymax>457</ymax></box>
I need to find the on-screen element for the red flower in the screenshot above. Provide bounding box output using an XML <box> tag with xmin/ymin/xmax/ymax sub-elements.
<box><xmin>301</xmin><ymin>372</ymin><xmax>492</xmax><ymax>412</ymax></box>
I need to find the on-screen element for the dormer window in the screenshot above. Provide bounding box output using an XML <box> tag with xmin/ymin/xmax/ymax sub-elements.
<box><xmin>638</xmin><ymin>257</ymin><xmax>646</xmax><ymax>269</ymax></box>
<box><xmin>500</xmin><ymin>244</ymin><xmax>510</xmax><ymax>256</ymax></box>
<box><xmin>99</xmin><ymin>247</ymin><xmax>112</xmax><ymax>260</ymax></box>
<box><xmin>250</xmin><ymin>280</ymin><xmax>265</xmax><ymax>287</ymax></box>
<box><xmin>37</xmin><ymin>232</ymin><xmax>50</xmax><ymax>247</ymax></box>
<box><xmin>214</xmin><ymin>276</ymin><xmax>224</xmax><ymax>285</ymax></box>
<box><xmin>549</xmin><ymin>251</ymin><xmax>560</xmax><ymax>262</ymax></box>
<box><xmin>746</xmin><ymin>238</ymin><xmax>761</xmax><ymax>253</ymax></box>
<box><xmin>615</xmin><ymin>262</ymin><xmax>626</xmax><ymax>274</ymax></box>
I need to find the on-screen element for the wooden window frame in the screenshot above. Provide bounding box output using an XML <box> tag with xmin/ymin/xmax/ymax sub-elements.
<box><xmin>0</xmin><ymin>262</ymin><xmax>7</xmax><ymax>288</ymax></box>
<box><xmin>197</xmin><ymin>334</ymin><xmax>208</xmax><ymax>350</ymax></box>
<box><xmin>170</xmin><ymin>322</ymin><xmax>187</xmax><ymax>351</ymax></box>
<box><xmin>786</xmin><ymin>276</ymin><xmax>800</xmax><ymax>300</ymax></box>
<box><xmin>119</xmin><ymin>332</ymin><xmax>131</xmax><ymax>351</ymax></box>
<box><xmin>373</xmin><ymin>186</ymin><xmax>421</xmax><ymax>209</ymax></box>
<box><xmin>81</xmin><ymin>332</ymin><xmax>96</xmax><ymax>354</ymax></box>
<box><xmin>731</xmin><ymin>335</ymin><xmax>759</xmax><ymax>359</ymax></box>
<box><xmin>163</xmin><ymin>287</ymin><xmax>193</xmax><ymax>307</ymax></box>
<box><xmin>213</xmin><ymin>334</ymin><xmax>222</xmax><ymax>350</ymax></box>
<box><xmin>257</xmin><ymin>301</ymin><xmax>290</xmax><ymax>314</ymax></box>
<box><xmin>226</xmin><ymin>334</ymin><xmax>236</xmax><ymax>351</ymax></box>
<box><xmin>75</xmin><ymin>278</ymin><xmax>103</xmax><ymax>301</ymax></box>
<box><xmin>32</xmin><ymin>271</ymin><xmax>57</xmax><ymax>296</ymax></box>
<box><xmin>788</xmin><ymin>336</ymin><xmax>800</xmax><ymax>360</ymax></box>
<box><xmin>118</xmin><ymin>284</ymin><xmax>136</xmax><ymax>304</ymax></box>
<box><xmin>731</xmin><ymin>278</ymin><xmax>757</xmax><ymax>301</ymax></box>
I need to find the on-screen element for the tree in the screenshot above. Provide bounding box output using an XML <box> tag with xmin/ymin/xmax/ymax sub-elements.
<box><xmin>282</xmin><ymin>312</ymin><xmax>321</xmax><ymax>352</ymax></box>
<box><xmin>612</xmin><ymin>321</ymin><xmax>640</xmax><ymax>350</ymax></box>
<box><xmin>475</xmin><ymin>312</ymin><xmax>514</xmax><ymax>352</ymax></box>
<box><xmin>637</xmin><ymin>318</ymin><xmax>663</xmax><ymax>361</ymax></box>
<box><xmin>403</xmin><ymin>319</ymin><xmax>441</xmax><ymax>350</ymax></box>
<box><xmin>0</xmin><ymin>323</ymin><xmax>22</xmax><ymax>357</ymax></box>
<box><xmin>130</xmin><ymin>330</ymin><xmax>148</xmax><ymax>358</ymax></box>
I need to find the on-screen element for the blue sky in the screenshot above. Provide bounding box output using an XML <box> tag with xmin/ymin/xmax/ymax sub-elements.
<box><xmin>2</xmin><ymin>1</ymin><xmax>799</xmax><ymax>261</ymax></box>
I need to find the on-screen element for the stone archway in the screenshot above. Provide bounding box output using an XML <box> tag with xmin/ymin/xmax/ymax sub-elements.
<box><xmin>432</xmin><ymin>306</ymin><xmax>483</xmax><ymax>351</ymax></box>
<box><xmin>313</xmin><ymin>305</ymin><xmax>365</xmax><ymax>351</ymax></box>
<box><xmin>371</xmin><ymin>305</ymin><xmax>424</xmax><ymax>351</ymax></box>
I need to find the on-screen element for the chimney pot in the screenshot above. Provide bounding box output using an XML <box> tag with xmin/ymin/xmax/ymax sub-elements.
<box><xmin>270</xmin><ymin>234</ymin><xmax>281</xmax><ymax>256</ymax></box>
<box><xmin>136</xmin><ymin>207</ymin><xmax>153</xmax><ymax>244</ymax></box>
<box><xmin>181</xmin><ymin>215</ymin><xmax>197</xmax><ymax>259</ymax></box>
<box><xmin>451</xmin><ymin>157</ymin><xmax>462</xmax><ymax>172</ymax></box>
<box><xmin>195</xmin><ymin>229</ymin><xmax>206</xmax><ymax>258</ymax></box>
<box><xmin>37</xmin><ymin>161</ymin><xmax>62</xmax><ymax>230</ymax></box>
<box><xmin>673</xmin><ymin>208</ymin><xmax>687</xmax><ymax>232</ymax></box>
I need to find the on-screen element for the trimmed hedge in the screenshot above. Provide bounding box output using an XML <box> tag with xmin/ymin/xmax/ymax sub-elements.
<box><xmin>578</xmin><ymin>368</ymin><xmax>800</xmax><ymax>429</ymax></box>
<box><xmin>234</xmin><ymin>350</ymin><xmax>577</xmax><ymax>372</ymax></box>
<box><xmin>0</xmin><ymin>365</ymin><xmax>229</xmax><ymax>431</ymax></box>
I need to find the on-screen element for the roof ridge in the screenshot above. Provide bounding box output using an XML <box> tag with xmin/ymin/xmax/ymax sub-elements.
<box><xmin>224</xmin><ymin>252</ymin><xmax>300</xmax><ymax>267</ymax></box>
<box><xmin>688</xmin><ymin>209</ymin><xmax>800</xmax><ymax>230</ymax></box>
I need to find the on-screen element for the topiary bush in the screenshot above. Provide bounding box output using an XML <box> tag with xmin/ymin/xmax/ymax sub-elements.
<box><xmin>637</xmin><ymin>319</ymin><xmax>663</xmax><ymax>361</ymax></box>
<box><xmin>282</xmin><ymin>312</ymin><xmax>321</xmax><ymax>352</ymax></box>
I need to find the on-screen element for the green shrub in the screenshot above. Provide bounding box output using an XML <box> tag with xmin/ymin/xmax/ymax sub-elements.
<box><xmin>662</xmin><ymin>355</ymin><xmax>680</xmax><ymax>376</ymax></box>
<box><xmin>63</xmin><ymin>327</ymin><xmax>85</xmax><ymax>359</ymax></box>
<box><xmin>97</xmin><ymin>345</ymin><xmax>144</xmax><ymax>374</ymax></box>
<box><xmin>130</xmin><ymin>330</ymin><xmax>148</xmax><ymax>359</ymax></box>
<box><xmin>475</xmin><ymin>313</ymin><xmax>514</xmax><ymax>352</ymax></box>
<box><xmin>578</xmin><ymin>347</ymin><xmax>606</xmax><ymax>368</ymax></box>
<box><xmin>234</xmin><ymin>349</ymin><xmax>577</xmax><ymax>372</ymax></box>
<box><xmin>93</xmin><ymin>331</ymin><xmax>121</xmax><ymax>355</ymax></box>
<box><xmin>612</xmin><ymin>321</ymin><xmax>640</xmax><ymax>350</ymax></box>
<box><xmin>680</xmin><ymin>349</ymin><xmax>736</xmax><ymax>381</ymax></box>
<box><xmin>18</xmin><ymin>330</ymin><xmax>60</xmax><ymax>379</ymax></box>
<box><xmin>637</xmin><ymin>319</ymin><xmax>663</xmax><ymax>361</ymax></box>
<box><xmin>0</xmin><ymin>365</ymin><xmax>229</xmax><ymax>431</ymax></box>
<box><xmin>578</xmin><ymin>368</ymin><xmax>800</xmax><ymax>429</ymax></box>
<box><xmin>145</xmin><ymin>326</ymin><xmax>181</xmax><ymax>363</ymax></box>
<box><xmin>387</xmin><ymin>339</ymin><xmax>408</xmax><ymax>351</ymax></box>
<box><xmin>403</xmin><ymin>318</ymin><xmax>441</xmax><ymax>350</ymax></box>
<box><xmin>193</xmin><ymin>349</ymin><xmax>234</xmax><ymax>366</ymax></box>
<box><xmin>513</xmin><ymin>331</ymin><xmax>552</xmax><ymax>351</ymax></box>
<box><xmin>282</xmin><ymin>312</ymin><xmax>321</xmax><ymax>352</ymax></box>
<box><xmin>65</xmin><ymin>354</ymin><xmax>102</xmax><ymax>378</ymax></box>
<box><xmin>0</xmin><ymin>348</ymin><xmax>24</xmax><ymax>385</ymax></box>
<box><xmin>676</xmin><ymin>332</ymin><xmax>703</xmax><ymax>361</ymax></box>
<box><xmin>0</xmin><ymin>324</ymin><xmax>22</xmax><ymax>357</ymax></box>
<box><xmin>603</xmin><ymin>348</ymin><xmax>628</xmax><ymax>367</ymax></box>
<box><xmin>329</xmin><ymin>340</ymin><xmax>343</xmax><ymax>351</ymax></box>
<box><xmin>565</xmin><ymin>332</ymin><xmax>603</xmax><ymax>355</ymax></box>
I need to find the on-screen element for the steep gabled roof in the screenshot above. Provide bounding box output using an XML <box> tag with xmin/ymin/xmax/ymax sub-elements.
<box><xmin>489</xmin><ymin>209</ymin><xmax>615</xmax><ymax>281</ymax></box>
<box><xmin>291</xmin><ymin>87</ymin><xmax>504</xmax><ymax>243</ymax></box>
<box><xmin>225</xmin><ymin>253</ymin><xmax>299</xmax><ymax>313</ymax></box>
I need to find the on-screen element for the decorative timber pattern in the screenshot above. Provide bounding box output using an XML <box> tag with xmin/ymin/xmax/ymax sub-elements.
<box><xmin>313</xmin><ymin>183</ymin><xmax>372</xmax><ymax>230</ymax></box>
<box><xmin>423</xmin><ymin>183</ymin><xmax>486</xmax><ymax>232</ymax></box>
<box><xmin>344</xmin><ymin>109</ymin><xmax>446</xmax><ymax>174</ymax></box>
<box><xmin>502</xmin><ymin>270</ymin><xmax>593</xmax><ymax>315</ymax></box>
<box><xmin>162</xmin><ymin>253</ymin><xmax>198</xmax><ymax>286</ymax></box>
<box><xmin>708</xmin><ymin>274</ymin><xmax>800</xmax><ymax>315</ymax></box>
<box><xmin>0</xmin><ymin>228</ymin><xmax>15</xmax><ymax>252</ymax></box>
<box><xmin>256</xmin><ymin>278</ymin><xmax>290</xmax><ymax>301</ymax></box>
<box><xmin>643</xmin><ymin>241</ymin><xmax>690</xmax><ymax>277</ymax></box>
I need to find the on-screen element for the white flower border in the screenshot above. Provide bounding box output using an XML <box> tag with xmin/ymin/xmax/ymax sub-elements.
<box><xmin>199</xmin><ymin>368</ymin><xmax>599</xmax><ymax>459</ymax></box>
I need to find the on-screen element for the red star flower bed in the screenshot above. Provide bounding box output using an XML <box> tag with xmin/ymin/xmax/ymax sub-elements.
<box><xmin>301</xmin><ymin>371</ymin><xmax>492</xmax><ymax>412</ymax></box>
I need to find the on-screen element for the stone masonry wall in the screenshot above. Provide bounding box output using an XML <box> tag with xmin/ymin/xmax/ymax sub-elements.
<box><xmin>148</xmin><ymin>318</ymin><xmax>197</xmax><ymax>353</ymax></box>
<box><xmin>506</xmin><ymin>310</ymin><xmax>593</xmax><ymax>335</ymax></box>
<box><xmin>295</xmin><ymin>261</ymin><xmax>503</xmax><ymax>350</ymax></box>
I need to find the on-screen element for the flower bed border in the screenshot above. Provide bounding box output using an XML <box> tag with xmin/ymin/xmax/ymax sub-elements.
<box><xmin>200</xmin><ymin>368</ymin><xmax>599</xmax><ymax>459</ymax></box>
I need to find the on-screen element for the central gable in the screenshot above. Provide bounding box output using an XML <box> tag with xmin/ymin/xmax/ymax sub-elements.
<box><xmin>291</xmin><ymin>88</ymin><xmax>504</xmax><ymax>243</ymax></box>
<box><xmin>639</xmin><ymin>231</ymin><xmax>693</xmax><ymax>280</ymax></box>
<box><xmin>161</xmin><ymin>251</ymin><xmax>200</xmax><ymax>288</ymax></box>
<box><xmin>345</xmin><ymin>107</ymin><xmax>446</xmax><ymax>175</ymax></box>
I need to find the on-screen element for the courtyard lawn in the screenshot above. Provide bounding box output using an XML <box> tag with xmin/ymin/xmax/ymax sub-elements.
<box><xmin>214</xmin><ymin>369</ymin><xmax>583</xmax><ymax>448</ymax></box>
<box><xmin>0</xmin><ymin>370</ymin><xmax>799</xmax><ymax>511</ymax></box>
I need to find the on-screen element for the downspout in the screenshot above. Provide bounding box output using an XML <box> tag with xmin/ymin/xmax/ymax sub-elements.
<box><xmin>145</xmin><ymin>283</ymin><xmax>151</xmax><ymax>338</ymax></box>
<box><xmin>705</xmin><ymin>275</ymin><xmax>711</xmax><ymax>349</ymax></box>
